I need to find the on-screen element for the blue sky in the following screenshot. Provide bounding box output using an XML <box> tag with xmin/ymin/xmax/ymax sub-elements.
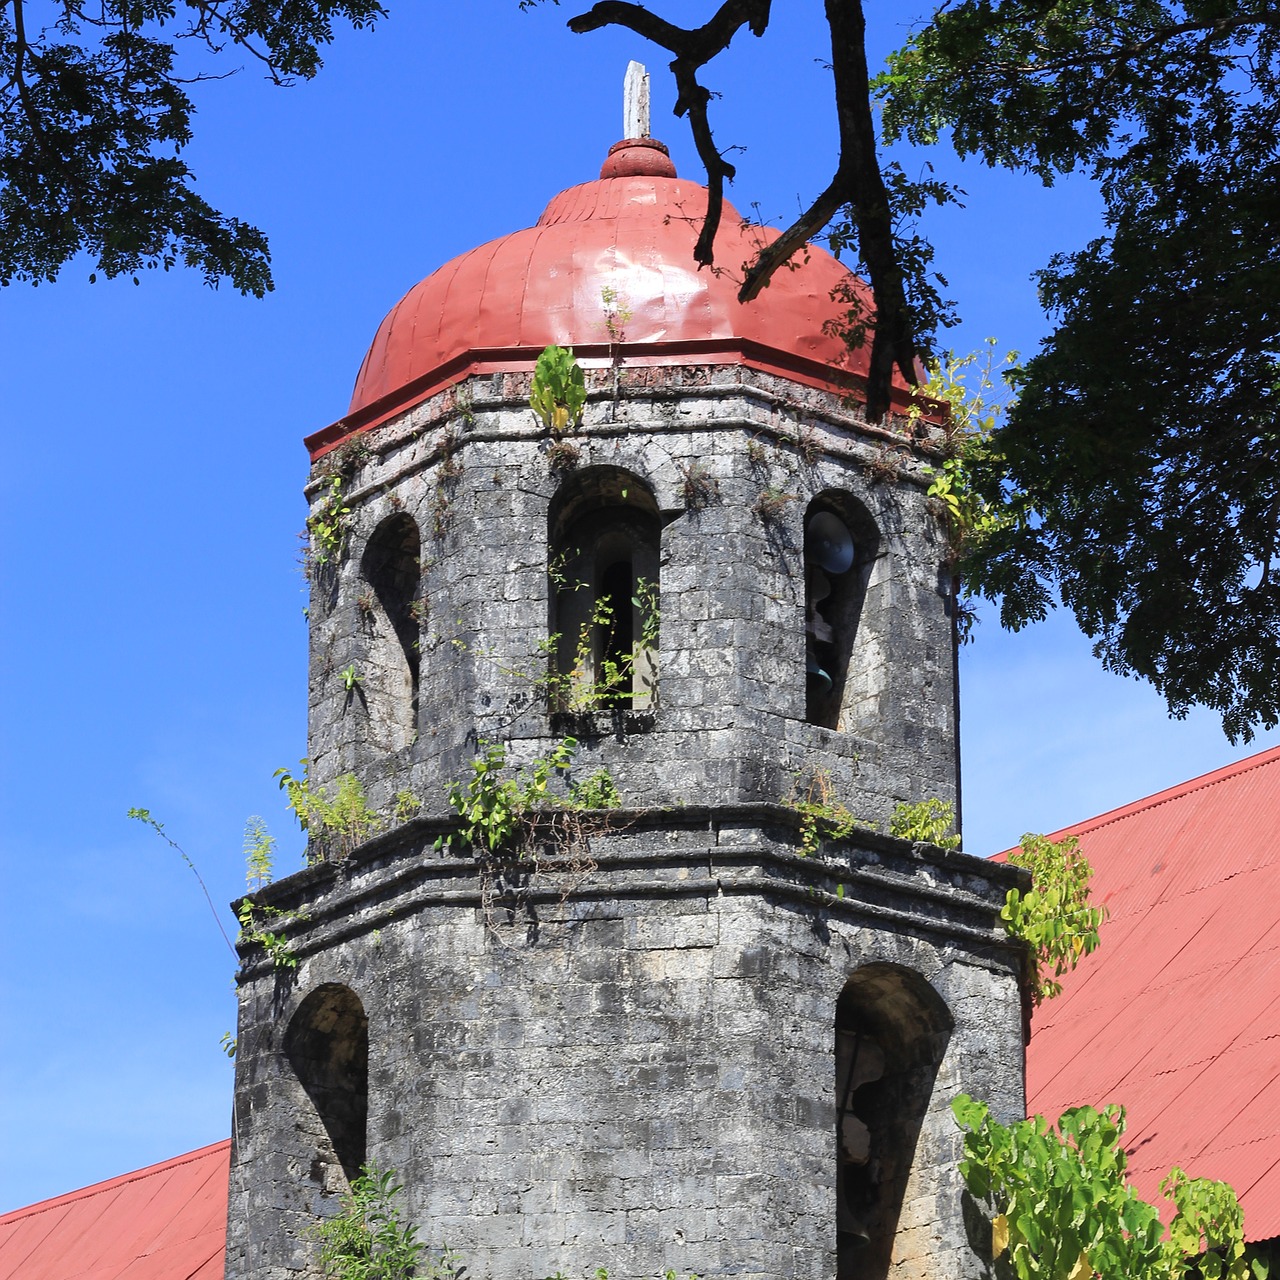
<box><xmin>2</xmin><ymin>1</ymin><xmax>1275</xmax><ymax>1213</ymax></box>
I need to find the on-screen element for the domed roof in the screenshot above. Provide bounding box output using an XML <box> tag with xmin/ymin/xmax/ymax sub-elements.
<box><xmin>309</xmin><ymin>141</ymin><xmax>907</xmax><ymax>458</ymax></box>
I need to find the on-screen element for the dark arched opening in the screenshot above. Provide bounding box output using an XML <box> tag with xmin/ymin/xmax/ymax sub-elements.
<box><xmin>285</xmin><ymin>983</ymin><xmax>370</xmax><ymax>1187</ymax></box>
<box><xmin>804</xmin><ymin>493</ymin><xmax>880</xmax><ymax>730</ymax></box>
<box><xmin>548</xmin><ymin>468</ymin><xmax>660</xmax><ymax>712</ymax></box>
<box><xmin>835</xmin><ymin>963</ymin><xmax>952</xmax><ymax>1279</ymax></box>
<box><xmin>360</xmin><ymin>513</ymin><xmax>421</xmax><ymax>747</ymax></box>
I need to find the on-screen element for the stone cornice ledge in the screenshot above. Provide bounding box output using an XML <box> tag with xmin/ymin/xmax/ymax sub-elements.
<box><xmin>234</xmin><ymin>804</ymin><xmax>1029</xmax><ymax>981</ymax></box>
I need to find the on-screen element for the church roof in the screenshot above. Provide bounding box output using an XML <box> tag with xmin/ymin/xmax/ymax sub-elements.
<box><xmin>1022</xmin><ymin>744</ymin><xmax>1280</xmax><ymax>1243</ymax></box>
<box><xmin>0</xmin><ymin>1141</ymin><xmax>228</xmax><ymax>1280</ymax></box>
<box><xmin>308</xmin><ymin>139</ymin><xmax>916</xmax><ymax>460</ymax></box>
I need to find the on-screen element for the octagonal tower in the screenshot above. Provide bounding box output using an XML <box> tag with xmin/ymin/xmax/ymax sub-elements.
<box><xmin>227</xmin><ymin>118</ymin><xmax>1027</xmax><ymax>1280</ymax></box>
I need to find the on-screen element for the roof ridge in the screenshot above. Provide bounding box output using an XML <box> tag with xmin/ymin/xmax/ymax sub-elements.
<box><xmin>0</xmin><ymin>1139</ymin><xmax>230</xmax><ymax>1226</ymax></box>
<box><xmin>992</xmin><ymin>745</ymin><xmax>1280</xmax><ymax>856</ymax></box>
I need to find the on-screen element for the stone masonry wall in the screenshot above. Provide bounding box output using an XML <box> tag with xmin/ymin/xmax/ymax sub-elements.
<box><xmin>303</xmin><ymin>364</ymin><xmax>959</xmax><ymax>836</ymax></box>
<box><xmin>226</xmin><ymin>362</ymin><xmax>1027</xmax><ymax>1280</ymax></box>
<box><xmin>226</xmin><ymin>814</ymin><xmax>1027</xmax><ymax>1280</ymax></box>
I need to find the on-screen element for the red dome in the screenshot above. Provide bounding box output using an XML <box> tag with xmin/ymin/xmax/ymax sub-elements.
<box><xmin>310</xmin><ymin>145</ymin><xmax>901</xmax><ymax>458</ymax></box>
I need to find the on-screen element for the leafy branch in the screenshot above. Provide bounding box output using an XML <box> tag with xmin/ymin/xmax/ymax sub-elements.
<box><xmin>275</xmin><ymin>764</ymin><xmax>381</xmax><ymax>861</ymax></box>
<box><xmin>1003</xmin><ymin>832</ymin><xmax>1107</xmax><ymax>1005</ymax></box>
<box><xmin>889</xmin><ymin>797</ymin><xmax>960</xmax><ymax>850</ymax></box>
<box><xmin>952</xmin><ymin>1096</ymin><xmax>1265</xmax><ymax>1280</ymax></box>
<box><xmin>435</xmin><ymin>736</ymin><xmax>620</xmax><ymax>858</ymax></box>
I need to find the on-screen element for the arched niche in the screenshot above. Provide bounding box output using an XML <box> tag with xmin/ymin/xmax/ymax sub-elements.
<box><xmin>359</xmin><ymin>513</ymin><xmax>421</xmax><ymax>749</ymax></box>
<box><xmin>834</xmin><ymin>963</ymin><xmax>953</xmax><ymax>1280</ymax></box>
<box><xmin>284</xmin><ymin>983</ymin><xmax>370</xmax><ymax>1188</ymax></box>
<box><xmin>803</xmin><ymin>493</ymin><xmax>881</xmax><ymax>730</ymax></box>
<box><xmin>548</xmin><ymin>467</ymin><xmax>660</xmax><ymax>712</ymax></box>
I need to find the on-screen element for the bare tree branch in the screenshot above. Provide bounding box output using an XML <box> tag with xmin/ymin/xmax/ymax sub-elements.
<box><xmin>567</xmin><ymin>0</ymin><xmax>919</xmax><ymax>421</ymax></box>
<box><xmin>820</xmin><ymin>0</ymin><xmax>918</xmax><ymax>419</ymax></box>
<box><xmin>568</xmin><ymin>1</ymin><xmax>770</xmax><ymax>265</ymax></box>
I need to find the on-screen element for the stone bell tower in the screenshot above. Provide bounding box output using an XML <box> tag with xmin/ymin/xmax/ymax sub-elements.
<box><xmin>227</xmin><ymin>75</ymin><xmax>1028</xmax><ymax>1280</ymax></box>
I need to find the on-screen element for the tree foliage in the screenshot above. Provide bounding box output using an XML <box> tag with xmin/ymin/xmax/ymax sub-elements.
<box><xmin>880</xmin><ymin>1</ymin><xmax>1280</xmax><ymax>741</ymax></box>
<box><xmin>952</xmin><ymin>1096</ymin><xmax>1266</xmax><ymax>1280</ymax></box>
<box><xmin>0</xmin><ymin>0</ymin><xmax>383</xmax><ymax>293</ymax></box>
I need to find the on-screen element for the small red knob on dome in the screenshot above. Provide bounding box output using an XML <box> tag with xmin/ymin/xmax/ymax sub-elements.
<box><xmin>600</xmin><ymin>137</ymin><xmax>677</xmax><ymax>180</ymax></box>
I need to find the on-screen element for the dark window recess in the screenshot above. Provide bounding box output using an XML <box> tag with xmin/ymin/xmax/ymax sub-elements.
<box><xmin>597</xmin><ymin>559</ymin><xmax>635</xmax><ymax>700</ymax></box>
<box><xmin>835</xmin><ymin>964</ymin><xmax>953</xmax><ymax>1280</ymax></box>
<box><xmin>549</xmin><ymin>468</ymin><xmax>660</xmax><ymax>713</ymax></box>
<box><xmin>804</xmin><ymin>496</ymin><xmax>879</xmax><ymax>730</ymax></box>
<box><xmin>284</xmin><ymin>984</ymin><xmax>370</xmax><ymax>1187</ymax></box>
<box><xmin>360</xmin><ymin>514</ymin><xmax>421</xmax><ymax>745</ymax></box>
<box><xmin>805</xmin><ymin>508</ymin><xmax>856</xmax><ymax>726</ymax></box>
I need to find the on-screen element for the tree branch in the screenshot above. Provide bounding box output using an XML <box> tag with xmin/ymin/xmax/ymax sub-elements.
<box><xmin>567</xmin><ymin>1</ymin><xmax>770</xmax><ymax>264</ymax></box>
<box><xmin>1012</xmin><ymin>12</ymin><xmax>1280</xmax><ymax>78</ymax></box>
<box><xmin>833</xmin><ymin>0</ymin><xmax>920</xmax><ymax>415</ymax></box>
<box><xmin>8</xmin><ymin>0</ymin><xmax>81</xmax><ymax>206</ymax></box>
<box><xmin>568</xmin><ymin>0</ymin><xmax>919</xmax><ymax>420</ymax></box>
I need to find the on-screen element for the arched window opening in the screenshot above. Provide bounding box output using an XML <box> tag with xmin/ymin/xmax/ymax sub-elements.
<box><xmin>835</xmin><ymin>964</ymin><xmax>952</xmax><ymax>1280</ymax></box>
<box><xmin>549</xmin><ymin>469</ymin><xmax>660</xmax><ymax>713</ymax></box>
<box><xmin>804</xmin><ymin>495</ymin><xmax>879</xmax><ymax>729</ymax></box>
<box><xmin>285</xmin><ymin>984</ymin><xmax>369</xmax><ymax>1188</ymax></box>
<box><xmin>360</xmin><ymin>514</ymin><xmax>421</xmax><ymax>747</ymax></box>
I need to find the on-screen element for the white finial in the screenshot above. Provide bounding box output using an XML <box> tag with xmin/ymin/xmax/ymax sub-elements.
<box><xmin>624</xmin><ymin>60</ymin><xmax>650</xmax><ymax>139</ymax></box>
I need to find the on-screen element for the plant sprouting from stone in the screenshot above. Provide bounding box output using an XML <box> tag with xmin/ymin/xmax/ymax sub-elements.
<box><xmin>275</xmin><ymin>764</ymin><xmax>381</xmax><ymax>862</ymax></box>
<box><xmin>530</xmin><ymin>344</ymin><xmax>587</xmax><ymax>434</ymax></box>
<box><xmin>1003</xmin><ymin>832</ymin><xmax>1107</xmax><ymax>1005</ymax></box>
<box><xmin>951</xmin><ymin>1096</ymin><xmax>1262</xmax><ymax>1280</ymax></box>
<box><xmin>244</xmin><ymin>816</ymin><xmax>276</xmax><ymax>890</ymax></box>
<box><xmin>309</xmin><ymin>474</ymin><xmax>352</xmax><ymax>566</ymax></box>
<box><xmin>889</xmin><ymin>798</ymin><xmax>961</xmax><ymax>850</ymax></box>
<box><xmin>569</xmin><ymin>769</ymin><xmax>623</xmax><ymax>811</ymax></box>
<box><xmin>312</xmin><ymin>1163</ymin><xmax>437</xmax><ymax>1280</ymax></box>
<box><xmin>341</xmin><ymin>664</ymin><xmax>363</xmax><ymax>693</ymax></box>
<box><xmin>678</xmin><ymin>459</ymin><xmax>719</xmax><ymax>510</ymax></box>
<box><xmin>235</xmin><ymin>813</ymin><xmax>307</xmax><ymax>968</ymax></box>
<box><xmin>546</xmin><ymin>437</ymin><xmax>582</xmax><ymax>472</ymax></box>
<box><xmin>437</xmin><ymin>737</ymin><xmax>624</xmax><ymax>858</ymax></box>
<box><xmin>463</xmin><ymin>575</ymin><xmax>659</xmax><ymax>716</ymax></box>
<box><xmin>600</xmin><ymin>285</ymin><xmax>632</xmax><ymax>346</ymax></box>
<box><xmin>394</xmin><ymin>789</ymin><xmax>423</xmax><ymax>823</ymax></box>
<box><xmin>753</xmin><ymin>486</ymin><xmax>796</xmax><ymax>524</ymax></box>
<box><xmin>785</xmin><ymin>771</ymin><xmax>863</xmax><ymax>857</ymax></box>
<box><xmin>235</xmin><ymin>896</ymin><xmax>307</xmax><ymax>970</ymax></box>
<box><xmin>437</xmin><ymin>737</ymin><xmax>578</xmax><ymax>855</ymax></box>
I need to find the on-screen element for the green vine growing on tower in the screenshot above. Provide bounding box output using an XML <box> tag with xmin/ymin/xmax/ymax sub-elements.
<box><xmin>890</xmin><ymin>797</ymin><xmax>961</xmax><ymax>850</ymax></box>
<box><xmin>1003</xmin><ymin>832</ymin><xmax>1107</xmax><ymax>1004</ymax></box>
<box><xmin>785</xmin><ymin>770</ymin><xmax>864</xmax><ymax>857</ymax></box>
<box><xmin>309</xmin><ymin>474</ymin><xmax>352</xmax><ymax>567</ymax></box>
<box><xmin>435</xmin><ymin>736</ymin><xmax>620</xmax><ymax>858</ymax></box>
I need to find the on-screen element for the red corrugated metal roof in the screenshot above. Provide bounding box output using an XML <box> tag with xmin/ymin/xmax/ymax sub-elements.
<box><xmin>0</xmin><ymin>1141</ymin><xmax>229</xmax><ymax>1280</ymax></box>
<box><xmin>1020</xmin><ymin>745</ymin><xmax>1280</xmax><ymax>1243</ymax></box>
